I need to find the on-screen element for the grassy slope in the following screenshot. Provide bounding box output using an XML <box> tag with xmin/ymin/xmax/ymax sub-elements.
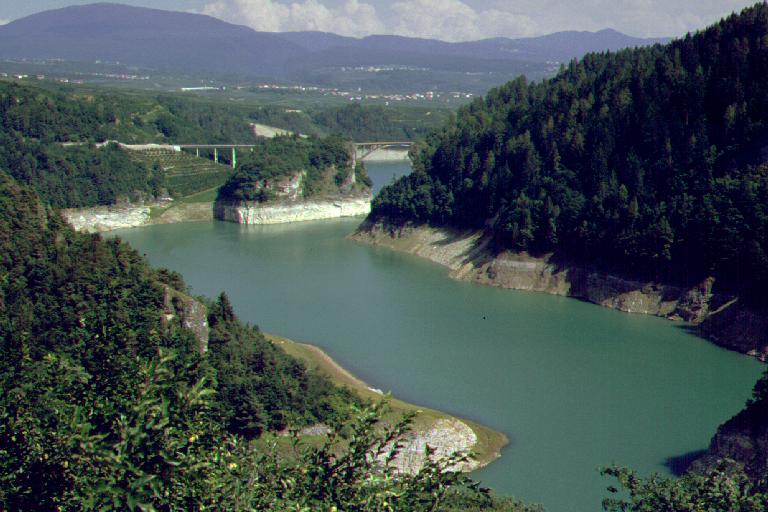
<box><xmin>127</xmin><ymin>148</ymin><xmax>234</xmax><ymax>197</ymax></box>
<box><xmin>266</xmin><ymin>333</ymin><xmax>508</xmax><ymax>469</ymax></box>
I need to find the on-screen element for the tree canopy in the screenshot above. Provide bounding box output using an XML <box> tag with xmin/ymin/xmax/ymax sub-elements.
<box><xmin>371</xmin><ymin>3</ymin><xmax>768</xmax><ymax>306</ymax></box>
<box><xmin>217</xmin><ymin>134</ymin><xmax>370</xmax><ymax>202</ymax></box>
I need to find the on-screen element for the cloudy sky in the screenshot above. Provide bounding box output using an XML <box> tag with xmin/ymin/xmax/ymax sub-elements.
<box><xmin>0</xmin><ymin>0</ymin><xmax>761</xmax><ymax>41</ymax></box>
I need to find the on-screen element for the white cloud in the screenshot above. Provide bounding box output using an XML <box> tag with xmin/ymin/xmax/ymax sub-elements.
<box><xmin>198</xmin><ymin>0</ymin><xmax>758</xmax><ymax>40</ymax></box>
<box><xmin>202</xmin><ymin>0</ymin><xmax>288</xmax><ymax>32</ymax></box>
<box><xmin>490</xmin><ymin>0</ymin><xmax>756</xmax><ymax>37</ymax></box>
<box><xmin>391</xmin><ymin>0</ymin><xmax>538</xmax><ymax>41</ymax></box>
<box><xmin>0</xmin><ymin>18</ymin><xmax>10</xmax><ymax>26</ymax></box>
<box><xmin>201</xmin><ymin>0</ymin><xmax>384</xmax><ymax>37</ymax></box>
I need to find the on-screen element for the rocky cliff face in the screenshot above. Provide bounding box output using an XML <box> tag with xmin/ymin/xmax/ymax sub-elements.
<box><xmin>351</xmin><ymin>220</ymin><xmax>768</xmax><ymax>359</ymax></box>
<box><xmin>379</xmin><ymin>418</ymin><xmax>480</xmax><ymax>475</ymax></box>
<box><xmin>61</xmin><ymin>204</ymin><xmax>151</xmax><ymax>233</ymax></box>
<box><xmin>215</xmin><ymin>196</ymin><xmax>371</xmax><ymax>225</ymax></box>
<box><xmin>692</xmin><ymin>400</ymin><xmax>768</xmax><ymax>482</ymax></box>
<box><xmin>62</xmin><ymin>202</ymin><xmax>213</xmax><ymax>233</ymax></box>
<box><xmin>162</xmin><ymin>286</ymin><xmax>209</xmax><ymax>353</ymax></box>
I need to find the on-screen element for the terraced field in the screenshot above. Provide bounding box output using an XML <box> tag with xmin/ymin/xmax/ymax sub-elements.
<box><xmin>126</xmin><ymin>148</ymin><xmax>234</xmax><ymax>197</ymax></box>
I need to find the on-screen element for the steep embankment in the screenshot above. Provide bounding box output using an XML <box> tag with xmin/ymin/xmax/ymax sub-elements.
<box><xmin>61</xmin><ymin>200</ymin><xmax>214</xmax><ymax>233</ymax></box>
<box><xmin>351</xmin><ymin>220</ymin><xmax>768</xmax><ymax>359</ymax></box>
<box><xmin>214</xmin><ymin>135</ymin><xmax>373</xmax><ymax>226</ymax></box>
<box><xmin>361</xmin><ymin>148</ymin><xmax>410</xmax><ymax>163</ymax></box>
<box><xmin>692</xmin><ymin>395</ymin><xmax>768</xmax><ymax>482</ymax></box>
<box><xmin>215</xmin><ymin>195</ymin><xmax>371</xmax><ymax>225</ymax></box>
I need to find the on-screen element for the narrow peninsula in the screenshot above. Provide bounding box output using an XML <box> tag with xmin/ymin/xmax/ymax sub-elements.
<box><xmin>214</xmin><ymin>135</ymin><xmax>373</xmax><ymax>225</ymax></box>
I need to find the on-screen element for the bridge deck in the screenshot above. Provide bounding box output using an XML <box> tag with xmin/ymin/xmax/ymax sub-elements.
<box><xmin>177</xmin><ymin>142</ymin><xmax>413</xmax><ymax>148</ymax></box>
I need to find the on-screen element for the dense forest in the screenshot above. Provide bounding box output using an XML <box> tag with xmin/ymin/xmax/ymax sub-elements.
<box><xmin>371</xmin><ymin>3</ymin><xmax>768</xmax><ymax>306</ymax></box>
<box><xmin>0</xmin><ymin>170</ymin><xmax>533</xmax><ymax>510</ymax></box>
<box><xmin>217</xmin><ymin>134</ymin><xmax>371</xmax><ymax>202</ymax></box>
<box><xmin>6</xmin><ymin>3</ymin><xmax>768</xmax><ymax>507</ymax></box>
<box><xmin>249</xmin><ymin>103</ymin><xmax>447</xmax><ymax>141</ymax></box>
<box><xmin>310</xmin><ymin>103</ymin><xmax>444</xmax><ymax>141</ymax></box>
<box><xmin>2</xmin><ymin>168</ymin><xmax>767</xmax><ymax>509</ymax></box>
<box><xmin>0</xmin><ymin>80</ymin><xmax>434</xmax><ymax>208</ymax></box>
<box><xmin>0</xmin><ymin>81</ymin><xmax>256</xmax><ymax>144</ymax></box>
<box><xmin>0</xmin><ymin>81</ymin><xmax>256</xmax><ymax>207</ymax></box>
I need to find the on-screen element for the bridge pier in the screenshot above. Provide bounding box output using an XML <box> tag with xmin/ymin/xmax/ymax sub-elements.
<box><xmin>232</xmin><ymin>147</ymin><xmax>236</xmax><ymax>169</ymax></box>
<box><xmin>214</xmin><ymin>147</ymin><xmax>218</xmax><ymax>163</ymax></box>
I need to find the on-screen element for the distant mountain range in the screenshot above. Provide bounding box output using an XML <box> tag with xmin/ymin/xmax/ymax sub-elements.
<box><xmin>0</xmin><ymin>3</ymin><xmax>670</xmax><ymax>92</ymax></box>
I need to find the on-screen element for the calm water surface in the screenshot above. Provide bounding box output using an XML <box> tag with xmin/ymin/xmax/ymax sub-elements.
<box><xmin>114</xmin><ymin>162</ymin><xmax>764</xmax><ymax>511</ymax></box>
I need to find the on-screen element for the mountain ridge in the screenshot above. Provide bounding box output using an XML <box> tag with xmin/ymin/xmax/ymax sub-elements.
<box><xmin>0</xmin><ymin>2</ymin><xmax>669</xmax><ymax>88</ymax></box>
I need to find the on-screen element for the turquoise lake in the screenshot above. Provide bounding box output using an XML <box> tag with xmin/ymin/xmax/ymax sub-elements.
<box><xmin>113</xmin><ymin>161</ymin><xmax>764</xmax><ymax>511</ymax></box>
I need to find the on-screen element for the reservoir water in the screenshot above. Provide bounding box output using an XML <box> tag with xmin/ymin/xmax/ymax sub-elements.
<box><xmin>114</xmin><ymin>161</ymin><xmax>764</xmax><ymax>511</ymax></box>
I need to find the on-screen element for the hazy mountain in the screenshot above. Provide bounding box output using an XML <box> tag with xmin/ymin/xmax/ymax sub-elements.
<box><xmin>0</xmin><ymin>3</ymin><xmax>306</xmax><ymax>77</ymax></box>
<box><xmin>460</xmin><ymin>29</ymin><xmax>670</xmax><ymax>63</ymax></box>
<box><xmin>279</xmin><ymin>29</ymin><xmax>669</xmax><ymax>66</ymax></box>
<box><xmin>0</xmin><ymin>3</ymin><xmax>669</xmax><ymax>91</ymax></box>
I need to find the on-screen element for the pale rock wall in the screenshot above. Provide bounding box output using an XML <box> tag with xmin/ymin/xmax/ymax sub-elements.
<box><xmin>380</xmin><ymin>418</ymin><xmax>480</xmax><ymax>475</ymax></box>
<box><xmin>61</xmin><ymin>205</ymin><xmax>150</xmax><ymax>233</ymax></box>
<box><xmin>62</xmin><ymin>202</ymin><xmax>213</xmax><ymax>233</ymax></box>
<box><xmin>162</xmin><ymin>286</ymin><xmax>209</xmax><ymax>354</ymax></box>
<box><xmin>351</xmin><ymin>220</ymin><xmax>768</xmax><ymax>359</ymax></box>
<box><xmin>361</xmin><ymin>148</ymin><xmax>410</xmax><ymax>162</ymax></box>
<box><xmin>250</xmin><ymin>123</ymin><xmax>294</xmax><ymax>138</ymax></box>
<box><xmin>215</xmin><ymin>197</ymin><xmax>371</xmax><ymax>225</ymax></box>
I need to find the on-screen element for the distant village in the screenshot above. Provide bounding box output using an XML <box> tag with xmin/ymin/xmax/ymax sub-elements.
<box><xmin>0</xmin><ymin>58</ymin><xmax>474</xmax><ymax>106</ymax></box>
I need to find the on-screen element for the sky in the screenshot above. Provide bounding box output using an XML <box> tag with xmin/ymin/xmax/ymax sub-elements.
<box><xmin>0</xmin><ymin>0</ymin><xmax>762</xmax><ymax>41</ymax></box>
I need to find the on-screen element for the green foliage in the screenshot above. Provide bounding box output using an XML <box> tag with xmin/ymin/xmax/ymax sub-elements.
<box><xmin>203</xmin><ymin>400</ymin><xmax>533</xmax><ymax>512</ymax></box>
<box><xmin>2</xmin><ymin>171</ymin><xmax>518</xmax><ymax>511</ymax></box>
<box><xmin>0</xmin><ymin>81</ymin><xmax>256</xmax><ymax>145</ymax></box>
<box><xmin>602</xmin><ymin>463</ymin><xmax>768</xmax><ymax>512</ymax></box>
<box><xmin>207</xmin><ymin>292</ymin><xmax>359</xmax><ymax>438</ymax></box>
<box><xmin>0</xmin><ymin>80</ymin><xmax>262</xmax><ymax>207</ymax></box>
<box><xmin>372</xmin><ymin>3</ymin><xmax>768</xmax><ymax>305</ymax></box>
<box><xmin>247</xmin><ymin>103</ymin><xmax>449</xmax><ymax>142</ymax></box>
<box><xmin>129</xmin><ymin>148</ymin><xmax>234</xmax><ymax>198</ymax></box>
<box><xmin>0</xmin><ymin>139</ymin><xmax>164</xmax><ymax>207</ymax></box>
<box><xmin>356</xmin><ymin>161</ymin><xmax>374</xmax><ymax>188</ymax></box>
<box><xmin>311</xmin><ymin>103</ymin><xmax>440</xmax><ymax>141</ymax></box>
<box><xmin>217</xmin><ymin>134</ymin><xmax>363</xmax><ymax>202</ymax></box>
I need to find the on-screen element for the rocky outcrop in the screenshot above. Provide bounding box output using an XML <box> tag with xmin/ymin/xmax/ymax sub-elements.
<box><xmin>351</xmin><ymin>220</ymin><xmax>768</xmax><ymax>359</ymax></box>
<box><xmin>697</xmin><ymin>305</ymin><xmax>768</xmax><ymax>359</ymax></box>
<box><xmin>61</xmin><ymin>204</ymin><xmax>151</xmax><ymax>233</ymax></box>
<box><xmin>287</xmin><ymin>418</ymin><xmax>481</xmax><ymax>475</ymax></box>
<box><xmin>62</xmin><ymin>201</ymin><xmax>213</xmax><ymax>233</ymax></box>
<box><xmin>162</xmin><ymin>286</ymin><xmax>209</xmax><ymax>353</ymax></box>
<box><xmin>379</xmin><ymin>418</ymin><xmax>480</xmax><ymax>475</ymax></box>
<box><xmin>215</xmin><ymin>196</ymin><xmax>371</xmax><ymax>225</ymax></box>
<box><xmin>691</xmin><ymin>398</ymin><xmax>768</xmax><ymax>483</ymax></box>
<box><xmin>361</xmin><ymin>148</ymin><xmax>410</xmax><ymax>162</ymax></box>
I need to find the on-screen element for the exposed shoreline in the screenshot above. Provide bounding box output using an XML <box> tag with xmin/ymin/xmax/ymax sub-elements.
<box><xmin>360</xmin><ymin>148</ymin><xmax>410</xmax><ymax>162</ymax></box>
<box><xmin>61</xmin><ymin>195</ymin><xmax>372</xmax><ymax>232</ymax></box>
<box><xmin>61</xmin><ymin>200</ymin><xmax>214</xmax><ymax>233</ymax></box>
<box><xmin>214</xmin><ymin>195</ymin><xmax>371</xmax><ymax>225</ymax></box>
<box><xmin>350</xmin><ymin>219</ymin><xmax>768</xmax><ymax>360</ymax></box>
<box><xmin>266</xmin><ymin>333</ymin><xmax>509</xmax><ymax>473</ymax></box>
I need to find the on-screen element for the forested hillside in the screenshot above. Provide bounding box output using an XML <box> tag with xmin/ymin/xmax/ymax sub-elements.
<box><xmin>1</xmin><ymin>170</ymin><xmax>537</xmax><ymax>510</ymax></box>
<box><xmin>310</xmin><ymin>103</ymin><xmax>445</xmax><ymax>141</ymax></box>
<box><xmin>372</xmin><ymin>3</ymin><xmax>768</xmax><ymax>306</ymax></box>
<box><xmin>0</xmin><ymin>80</ymin><xmax>440</xmax><ymax>208</ymax></box>
<box><xmin>0</xmin><ymin>81</ymin><xmax>258</xmax><ymax>207</ymax></box>
<box><xmin>2</xmin><ymin>168</ymin><xmax>767</xmax><ymax>509</ymax></box>
<box><xmin>218</xmin><ymin>135</ymin><xmax>371</xmax><ymax>203</ymax></box>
